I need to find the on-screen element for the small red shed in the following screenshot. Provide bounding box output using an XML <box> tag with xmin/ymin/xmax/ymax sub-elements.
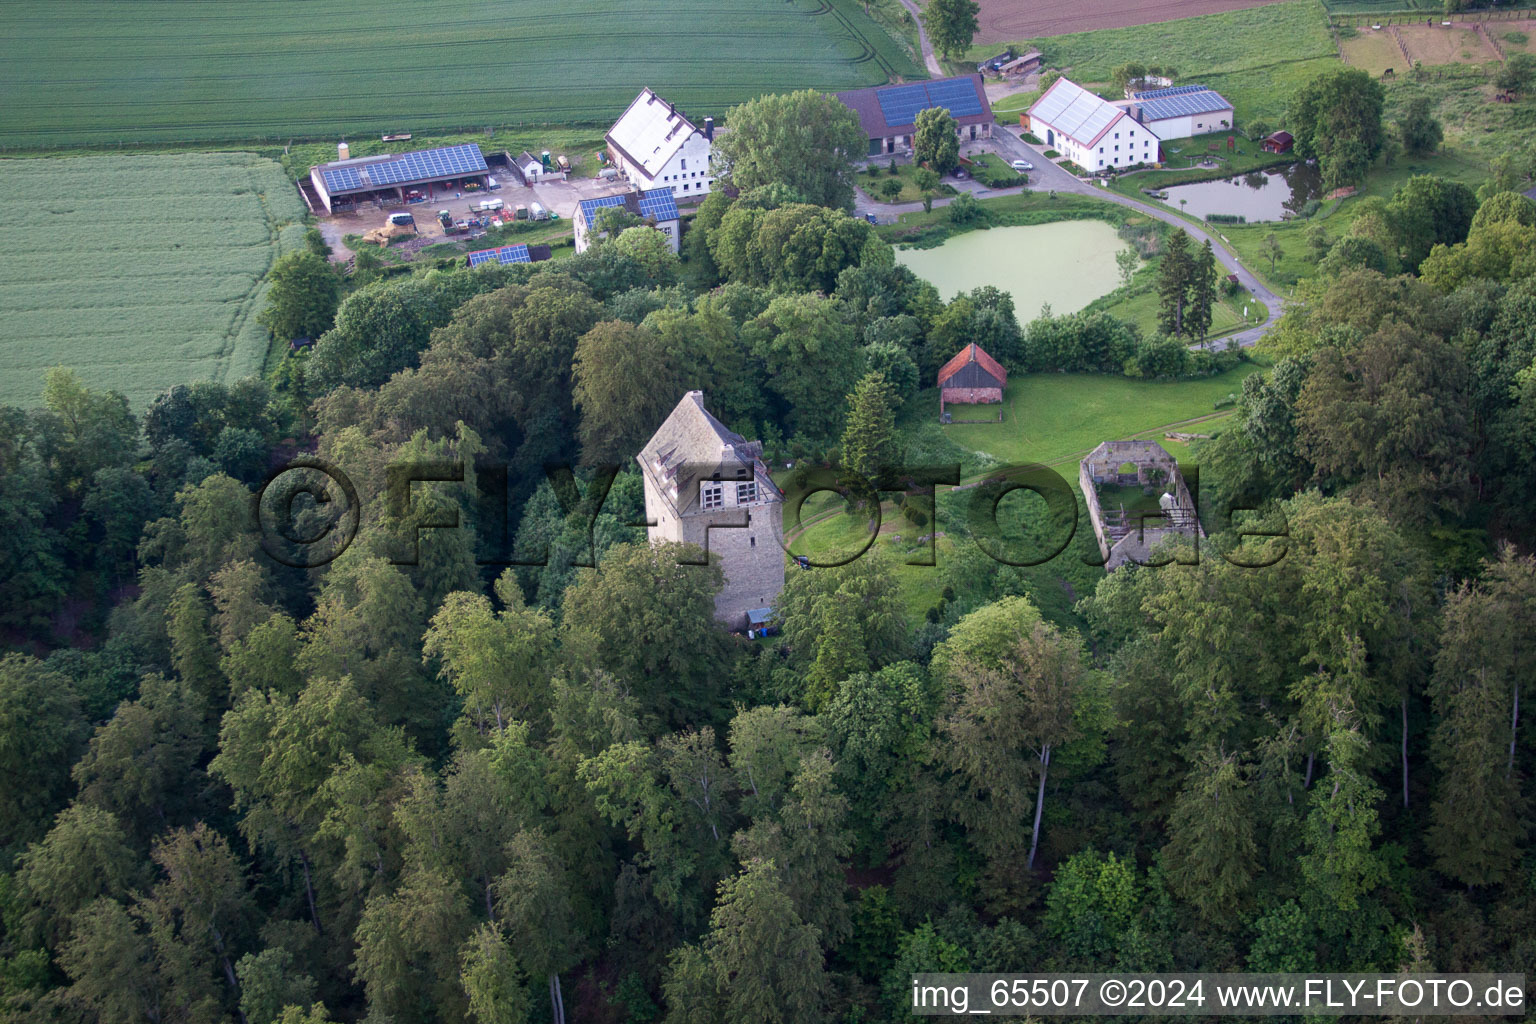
<box><xmin>1261</xmin><ymin>130</ymin><xmax>1294</xmax><ymax>154</ymax></box>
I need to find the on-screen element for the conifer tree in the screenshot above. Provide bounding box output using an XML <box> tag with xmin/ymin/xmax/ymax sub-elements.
<box><xmin>1157</xmin><ymin>230</ymin><xmax>1195</xmax><ymax>337</ymax></box>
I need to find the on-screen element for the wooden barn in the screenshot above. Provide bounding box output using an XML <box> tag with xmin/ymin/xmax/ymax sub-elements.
<box><xmin>937</xmin><ymin>343</ymin><xmax>1007</xmax><ymax>421</ymax></box>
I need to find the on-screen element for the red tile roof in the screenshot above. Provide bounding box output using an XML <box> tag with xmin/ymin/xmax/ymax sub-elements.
<box><xmin>936</xmin><ymin>343</ymin><xmax>1007</xmax><ymax>388</ymax></box>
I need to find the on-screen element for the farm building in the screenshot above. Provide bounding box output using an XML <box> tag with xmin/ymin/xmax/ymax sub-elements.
<box><xmin>574</xmin><ymin>187</ymin><xmax>680</xmax><ymax>254</ymax></box>
<box><xmin>1261</xmin><ymin>130</ymin><xmax>1294</xmax><ymax>154</ymax></box>
<box><xmin>513</xmin><ymin>151</ymin><xmax>566</xmax><ymax>185</ymax></box>
<box><xmin>306</xmin><ymin>143</ymin><xmax>489</xmax><ymax>213</ymax></box>
<box><xmin>606</xmin><ymin>88</ymin><xmax>717</xmax><ymax>201</ymax></box>
<box><xmin>1028</xmin><ymin>78</ymin><xmax>1159</xmax><ymax>172</ymax></box>
<box><xmin>638</xmin><ymin>390</ymin><xmax>785</xmax><ymax>630</ymax></box>
<box><xmin>997</xmin><ymin>51</ymin><xmax>1043</xmax><ymax>76</ymax></box>
<box><xmin>1127</xmin><ymin>84</ymin><xmax>1233</xmax><ymax>138</ymax></box>
<box><xmin>937</xmin><ymin>342</ymin><xmax>1006</xmax><ymax>421</ymax></box>
<box><xmin>464</xmin><ymin>243</ymin><xmax>553</xmax><ymax>268</ymax></box>
<box><xmin>836</xmin><ymin>75</ymin><xmax>993</xmax><ymax>157</ymax></box>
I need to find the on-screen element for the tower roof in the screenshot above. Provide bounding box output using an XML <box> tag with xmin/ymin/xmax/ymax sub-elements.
<box><xmin>639</xmin><ymin>391</ymin><xmax>766</xmax><ymax>515</ymax></box>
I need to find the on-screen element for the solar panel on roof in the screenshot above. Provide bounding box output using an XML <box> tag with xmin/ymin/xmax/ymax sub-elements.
<box><xmin>871</xmin><ymin>77</ymin><xmax>985</xmax><ymax>128</ymax></box>
<box><xmin>1136</xmin><ymin>88</ymin><xmax>1231</xmax><ymax>121</ymax></box>
<box><xmin>467</xmin><ymin>244</ymin><xmax>532</xmax><ymax>267</ymax></box>
<box><xmin>1131</xmin><ymin>84</ymin><xmax>1205</xmax><ymax>100</ymax></box>
<box><xmin>319</xmin><ymin>144</ymin><xmax>487</xmax><ymax>195</ymax></box>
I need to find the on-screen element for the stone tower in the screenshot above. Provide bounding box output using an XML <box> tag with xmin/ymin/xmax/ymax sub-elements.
<box><xmin>637</xmin><ymin>391</ymin><xmax>786</xmax><ymax>629</ymax></box>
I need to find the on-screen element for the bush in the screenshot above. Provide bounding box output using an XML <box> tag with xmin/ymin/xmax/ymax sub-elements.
<box><xmin>1042</xmin><ymin>149</ymin><xmax>1060</xmax><ymax>158</ymax></box>
<box><xmin>948</xmin><ymin>192</ymin><xmax>983</xmax><ymax>226</ymax></box>
<box><xmin>1023</xmin><ymin>132</ymin><xmax>1043</xmax><ymax>144</ymax></box>
<box><xmin>1298</xmin><ymin>199</ymin><xmax>1321</xmax><ymax>218</ymax></box>
<box><xmin>1205</xmin><ymin>213</ymin><xmax>1247</xmax><ymax>224</ymax></box>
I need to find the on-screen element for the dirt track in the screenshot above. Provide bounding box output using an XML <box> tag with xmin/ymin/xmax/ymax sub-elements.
<box><xmin>975</xmin><ymin>0</ymin><xmax>1284</xmax><ymax>45</ymax></box>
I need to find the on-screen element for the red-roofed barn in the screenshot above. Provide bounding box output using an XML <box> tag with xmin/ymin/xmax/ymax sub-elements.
<box><xmin>937</xmin><ymin>343</ymin><xmax>1006</xmax><ymax>420</ymax></box>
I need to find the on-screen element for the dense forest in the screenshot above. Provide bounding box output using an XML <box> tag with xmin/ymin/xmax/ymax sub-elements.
<box><xmin>3</xmin><ymin>98</ymin><xmax>1536</xmax><ymax>1023</ymax></box>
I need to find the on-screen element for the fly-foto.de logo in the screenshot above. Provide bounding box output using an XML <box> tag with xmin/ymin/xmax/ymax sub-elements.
<box><xmin>253</xmin><ymin>458</ymin><xmax>1289</xmax><ymax>571</ymax></box>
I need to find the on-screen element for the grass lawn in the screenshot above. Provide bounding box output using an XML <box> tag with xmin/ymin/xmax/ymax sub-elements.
<box><xmin>992</xmin><ymin>89</ymin><xmax>1041</xmax><ymax>124</ymax></box>
<box><xmin>0</xmin><ymin>152</ymin><xmax>306</xmax><ymax>409</ymax></box>
<box><xmin>1093</xmin><ymin>277</ymin><xmax>1259</xmax><ymax>338</ymax></box>
<box><xmin>856</xmin><ymin>163</ymin><xmax>961</xmax><ymax>203</ymax></box>
<box><xmin>937</xmin><ymin>364</ymin><xmax>1264</xmax><ymax>469</ymax></box>
<box><xmin>0</xmin><ymin>0</ymin><xmax>919</xmax><ymax>148</ymax></box>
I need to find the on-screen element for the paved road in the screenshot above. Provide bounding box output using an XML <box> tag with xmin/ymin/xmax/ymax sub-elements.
<box><xmin>857</xmin><ymin>127</ymin><xmax>1287</xmax><ymax>348</ymax></box>
<box><xmin>896</xmin><ymin>0</ymin><xmax>945</xmax><ymax>77</ymax></box>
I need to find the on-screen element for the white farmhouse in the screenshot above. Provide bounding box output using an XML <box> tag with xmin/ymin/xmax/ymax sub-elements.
<box><xmin>1027</xmin><ymin>77</ymin><xmax>1160</xmax><ymax>173</ymax></box>
<box><xmin>605</xmin><ymin>88</ymin><xmax>716</xmax><ymax>201</ymax></box>
<box><xmin>1128</xmin><ymin>84</ymin><xmax>1234</xmax><ymax>139</ymax></box>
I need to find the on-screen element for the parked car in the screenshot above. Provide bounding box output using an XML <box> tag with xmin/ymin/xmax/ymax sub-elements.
<box><xmin>1011</xmin><ymin>159</ymin><xmax>1033</xmax><ymax>172</ymax></box>
<box><xmin>952</xmin><ymin>167</ymin><xmax>969</xmax><ymax>180</ymax></box>
<box><xmin>864</xmin><ymin>213</ymin><xmax>879</xmax><ymax>224</ymax></box>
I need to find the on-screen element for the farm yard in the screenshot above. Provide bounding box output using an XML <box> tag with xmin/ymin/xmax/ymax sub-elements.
<box><xmin>0</xmin><ymin>153</ymin><xmax>305</xmax><ymax>409</ymax></box>
<box><xmin>971</xmin><ymin>0</ymin><xmax>1285</xmax><ymax>47</ymax></box>
<box><xmin>0</xmin><ymin>0</ymin><xmax>919</xmax><ymax>149</ymax></box>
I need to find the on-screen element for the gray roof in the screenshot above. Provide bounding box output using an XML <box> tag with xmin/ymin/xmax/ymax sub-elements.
<box><xmin>639</xmin><ymin>391</ymin><xmax>766</xmax><ymax>515</ymax></box>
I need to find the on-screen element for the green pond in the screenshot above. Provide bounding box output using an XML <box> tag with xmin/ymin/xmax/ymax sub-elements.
<box><xmin>895</xmin><ymin>221</ymin><xmax>1125</xmax><ymax>316</ymax></box>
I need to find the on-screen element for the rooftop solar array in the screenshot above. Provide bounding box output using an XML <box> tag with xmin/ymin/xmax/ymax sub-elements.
<box><xmin>578</xmin><ymin>187</ymin><xmax>679</xmax><ymax>227</ymax></box>
<box><xmin>1134</xmin><ymin>87</ymin><xmax>1233</xmax><ymax>122</ymax></box>
<box><xmin>636</xmin><ymin>188</ymin><xmax>679</xmax><ymax>221</ymax></box>
<box><xmin>874</xmin><ymin>77</ymin><xmax>985</xmax><ymax>128</ymax></box>
<box><xmin>1128</xmin><ymin>84</ymin><xmax>1207</xmax><ymax>100</ymax></box>
<box><xmin>1028</xmin><ymin>79</ymin><xmax>1126</xmax><ymax>146</ymax></box>
<box><xmin>320</xmin><ymin>144</ymin><xmax>487</xmax><ymax>196</ymax></box>
<box><xmin>466</xmin><ymin>244</ymin><xmax>532</xmax><ymax>267</ymax></box>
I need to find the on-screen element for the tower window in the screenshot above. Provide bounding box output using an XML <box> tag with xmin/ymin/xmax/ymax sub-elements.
<box><xmin>701</xmin><ymin>483</ymin><xmax>724</xmax><ymax>509</ymax></box>
<box><xmin>737</xmin><ymin>481</ymin><xmax>757</xmax><ymax>504</ymax></box>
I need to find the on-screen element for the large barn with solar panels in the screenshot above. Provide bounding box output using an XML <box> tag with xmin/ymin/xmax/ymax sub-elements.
<box><xmin>307</xmin><ymin>143</ymin><xmax>490</xmax><ymax>213</ymax></box>
<box><xmin>573</xmin><ymin>188</ymin><xmax>680</xmax><ymax>254</ymax></box>
<box><xmin>835</xmin><ymin>75</ymin><xmax>993</xmax><ymax>157</ymax></box>
<box><xmin>1027</xmin><ymin>78</ymin><xmax>1159</xmax><ymax>174</ymax></box>
<box><xmin>1127</xmin><ymin>84</ymin><xmax>1233</xmax><ymax>139</ymax></box>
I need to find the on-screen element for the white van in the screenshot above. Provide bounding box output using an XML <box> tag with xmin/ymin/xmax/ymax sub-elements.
<box><xmin>478</xmin><ymin>198</ymin><xmax>504</xmax><ymax>211</ymax></box>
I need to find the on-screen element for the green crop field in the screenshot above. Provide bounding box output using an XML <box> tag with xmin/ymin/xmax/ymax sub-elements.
<box><xmin>0</xmin><ymin>0</ymin><xmax>921</xmax><ymax>149</ymax></box>
<box><xmin>0</xmin><ymin>153</ymin><xmax>306</xmax><ymax>409</ymax></box>
<box><xmin>978</xmin><ymin>1</ymin><xmax>1341</xmax><ymax>122</ymax></box>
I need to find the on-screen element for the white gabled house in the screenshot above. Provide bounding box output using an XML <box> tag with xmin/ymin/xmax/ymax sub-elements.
<box><xmin>605</xmin><ymin>88</ymin><xmax>717</xmax><ymax>201</ymax></box>
<box><xmin>1027</xmin><ymin>77</ymin><xmax>1160</xmax><ymax>173</ymax></box>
